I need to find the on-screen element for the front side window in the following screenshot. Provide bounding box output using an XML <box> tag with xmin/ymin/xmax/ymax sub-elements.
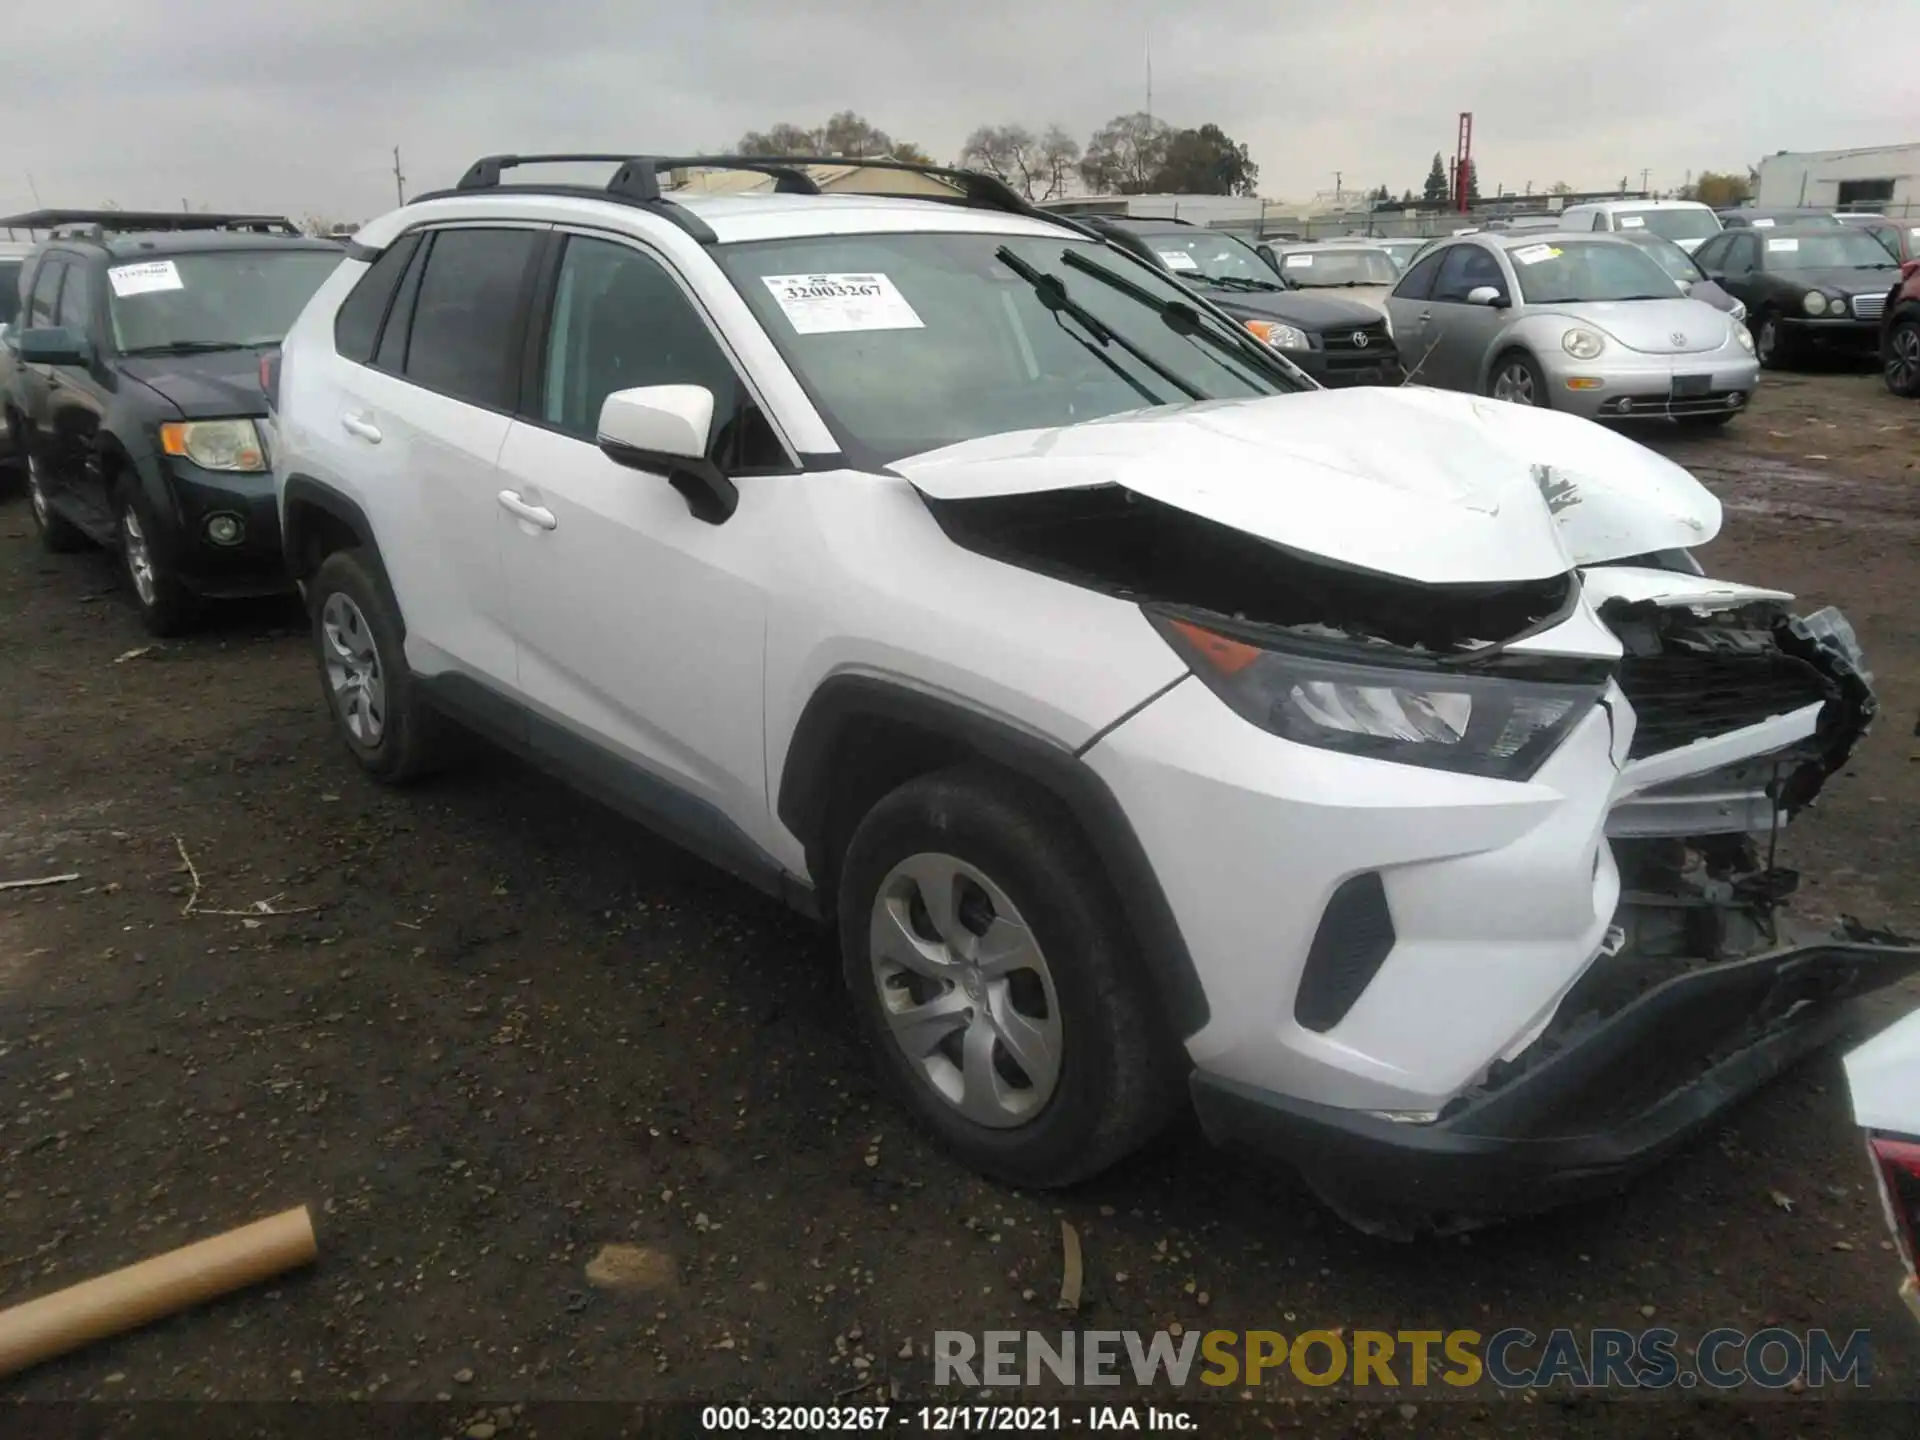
<box><xmin>108</xmin><ymin>249</ymin><xmax>343</xmax><ymax>355</ymax></box>
<box><xmin>1277</xmin><ymin>248</ymin><xmax>1400</xmax><ymax>288</ymax></box>
<box><xmin>28</xmin><ymin>259</ymin><xmax>63</xmax><ymax>328</ymax></box>
<box><xmin>401</xmin><ymin>229</ymin><xmax>540</xmax><ymax>409</ymax></box>
<box><xmin>714</xmin><ymin>231</ymin><xmax>1303</xmax><ymax>467</ymax></box>
<box><xmin>0</xmin><ymin>261</ymin><xmax>22</xmax><ymax>326</ymax></box>
<box><xmin>1508</xmin><ymin>241</ymin><xmax>1684</xmax><ymax>304</ymax></box>
<box><xmin>1759</xmin><ymin>230</ymin><xmax>1902</xmax><ymax>272</ymax></box>
<box><xmin>55</xmin><ymin>264</ymin><xmax>93</xmax><ymax>334</ymax></box>
<box><xmin>1391</xmin><ymin>248</ymin><xmax>1447</xmax><ymax>300</ymax></box>
<box><xmin>540</xmin><ymin>234</ymin><xmax>783</xmax><ymax>468</ymax></box>
<box><xmin>1431</xmin><ymin>245</ymin><xmax>1507</xmax><ymax>303</ymax></box>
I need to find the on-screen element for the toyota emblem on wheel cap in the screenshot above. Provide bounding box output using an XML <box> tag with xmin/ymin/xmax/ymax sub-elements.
<box><xmin>1670</xmin><ymin>332</ymin><xmax>1687</xmax><ymax>346</ymax></box>
<box><xmin>1352</xmin><ymin>330</ymin><xmax>1370</xmax><ymax>348</ymax></box>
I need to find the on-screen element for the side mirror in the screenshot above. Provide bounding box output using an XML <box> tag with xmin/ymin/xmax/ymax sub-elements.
<box><xmin>1256</xmin><ymin>243</ymin><xmax>1280</xmax><ymax>273</ymax></box>
<box><xmin>18</xmin><ymin>325</ymin><xmax>90</xmax><ymax>366</ymax></box>
<box><xmin>596</xmin><ymin>384</ymin><xmax>737</xmax><ymax>525</ymax></box>
<box><xmin>1465</xmin><ymin>285</ymin><xmax>1507</xmax><ymax>308</ymax></box>
<box><xmin>1678</xmin><ymin>279</ymin><xmax>1694</xmax><ymax>295</ymax></box>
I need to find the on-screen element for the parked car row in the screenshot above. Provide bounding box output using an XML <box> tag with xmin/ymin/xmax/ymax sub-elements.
<box><xmin>2</xmin><ymin>210</ymin><xmax>344</xmax><ymax>632</ymax></box>
<box><xmin>8</xmin><ymin>157</ymin><xmax>1919</xmax><ymax>1251</ymax></box>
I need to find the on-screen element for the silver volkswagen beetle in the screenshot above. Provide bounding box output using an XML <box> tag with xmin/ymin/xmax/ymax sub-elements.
<box><xmin>1383</xmin><ymin>231</ymin><xmax>1761</xmax><ymax>427</ymax></box>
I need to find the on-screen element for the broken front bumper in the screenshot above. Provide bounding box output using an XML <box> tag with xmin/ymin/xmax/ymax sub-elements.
<box><xmin>1191</xmin><ymin>926</ymin><xmax>1920</xmax><ymax>1223</ymax></box>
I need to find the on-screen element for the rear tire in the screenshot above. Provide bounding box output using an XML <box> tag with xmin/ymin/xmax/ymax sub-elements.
<box><xmin>1885</xmin><ymin>317</ymin><xmax>1920</xmax><ymax>397</ymax></box>
<box><xmin>26</xmin><ymin>455</ymin><xmax>87</xmax><ymax>554</ymax></box>
<box><xmin>837</xmin><ymin>766</ymin><xmax>1184</xmax><ymax>1189</ymax></box>
<box><xmin>309</xmin><ymin>547</ymin><xmax>447</xmax><ymax>784</ymax></box>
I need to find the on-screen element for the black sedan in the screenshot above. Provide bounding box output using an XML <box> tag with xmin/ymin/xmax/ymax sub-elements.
<box><xmin>1692</xmin><ymin>225</ymin><xmax>1903</xmax><ymax>369</ymax></box>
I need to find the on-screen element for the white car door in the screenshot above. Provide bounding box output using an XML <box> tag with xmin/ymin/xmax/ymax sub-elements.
<box><xmin>336</xmin><ymin>224</ymin><xmax>545</xmax><ymax>696</ymax></box>
<box><xmin>494</xmin><ymin>230</ymin><xmax>788</xmax><ymax>855</ymax></box>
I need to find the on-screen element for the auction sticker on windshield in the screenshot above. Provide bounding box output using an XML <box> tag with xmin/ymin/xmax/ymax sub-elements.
<box><xmin>1283</xmin><ymin>254</ymin><xmax>1314</xmax><ymax>268</ymax></box>
<box><xmin>1157</xmin><ymin>250</ymin><xmax>1200</xmax><ymax>271</ymax></box>
<box><xmin>1617</xmin><ymin>216</ymin><xmax>1646</xmax><ymax>229</ymax></box>
<box><xmin>761</xmin><ymin>273</ymin><xmax>924</xmax><ymax>335</ymax></box>
<box><xmin>1513</xmin><ymin>244</ymin><xmax>1562</xmax><ymax>265</ymax></box>
<box><xmin>1752</xmin><ymin>218</ymin><xmax>1776</xmax><ymax>228</ymax></box>
<box><xmin>1767</xmin><ymin>237</ymin><xmax>1800</xmax><ymax>252</ymax></box>
<box><xmin>108</xmin><ymin>260</ymin><xmax>184</xmax><ymax>298</ymax></box>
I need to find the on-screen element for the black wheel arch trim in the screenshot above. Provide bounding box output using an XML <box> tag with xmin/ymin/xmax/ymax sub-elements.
<box><xmin>776</xmin><ymin>673</ymin><xmax>1211</xmax><ymax>1038</ymax></box>
<box><xmin>280</xmin><ymin>474</ymin><xmax>405</xmax><ymax>638</ymax></box>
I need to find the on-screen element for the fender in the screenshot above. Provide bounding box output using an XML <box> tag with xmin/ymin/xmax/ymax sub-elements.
<box><xmin>279</xmin><ymin>474</ymin><xmax>403</xmax><ymax>635</ymax></box>
<box><xmin>777</xmin><ymin>673</ymin><xmax>1210</xmax><ymax>1038</ymax></box>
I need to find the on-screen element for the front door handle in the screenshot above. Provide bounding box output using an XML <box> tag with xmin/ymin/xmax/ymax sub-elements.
<box><xmin>497</xmin><ymin>490</ymin><xmax>556</xmax><ymax>530</ymax></box>
<box><xmin>340</xmin><ymin>412</ymin><xmax>382</xmax><ymax>444</ymax></box>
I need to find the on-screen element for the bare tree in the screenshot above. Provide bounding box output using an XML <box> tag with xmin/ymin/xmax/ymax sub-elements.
<box><xmin>1079</xmin><ymin>113</ymin><xmax>1172</xmax><ymax>194</ymax></box>
<box><xmin>960</xmin><ymin>124</ymin><xmax>1038</xmax><ymax>193</ymax></box>
<box><xmin>737</xmin><ymin>122</ymin><xmax>821</xmax><ymax>156</ymax></box>
<box><xmin>1034</xmin><ymin>126</ymin><xmax>1081</xmax><ymax>201</ymax></box>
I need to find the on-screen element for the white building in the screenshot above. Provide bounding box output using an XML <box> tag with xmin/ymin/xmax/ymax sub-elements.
<box><xmin>1755</xmin><ymin>144</ymin><xmax>1919</xmax><ymax>215</ymax></box>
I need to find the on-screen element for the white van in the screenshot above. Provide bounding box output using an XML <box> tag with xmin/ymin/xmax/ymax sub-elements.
<box><xmin>1554</xmin><ymin>199</ymin><xmax>1722</xmax><ymax>253</ymax></box>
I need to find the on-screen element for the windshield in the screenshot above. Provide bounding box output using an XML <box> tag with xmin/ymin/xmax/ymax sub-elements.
<box><xmin>715</xmin><ymin>232</ymin><xmax>1302</xmax><ymax>466</ymax></box>
<box><xmin>1377</xmin><ymin>242</ymin><xmax>1423</xmax><ymax>270</ymax></box>
<box><xmin>108</xmin><ymin>249</ymin><xmax>342</xmax><ymax>354</ymax></box>
<box><xmin>1762</xmin><ymin>230</ymin><xmax>1902</xmax><ymax>271</ymax></box>
<box><xmin>1276</xmin><ymin>248</ymin><xmax>1399</xmax><ymax>287</ymax></box>
<box><xmin>1135</xmin><ymin>230</ymin><xmax>1278</xmax><ymax>286</ymax></box>
<box><xmin>1614</xmin><ymin>208</ymin><xmax>1720</xmax><ymax>243</ymax></box>
<box><xmin>1619</xmin><ymin>233</ymin><xmax>1702</xmax><ymax>285</ymax></box>
<box><xmin>1508</xmin><ymin>240</ymin><xmax>1685</xmax><ymax>304</ymax></box>
<box><xmin>0</xmin><ymin>261</ymin><xmax>20</xmax><ymax>326</ymax></box>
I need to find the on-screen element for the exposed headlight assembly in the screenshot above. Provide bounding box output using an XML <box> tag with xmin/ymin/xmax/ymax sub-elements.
<box><xmin>159</xmin><ymin>419</ymin><xmax>266</xmax><ymax>472</ymax></box>
<box><xmin>1244</xmin><ymin>319</ymin><xmax>1310</xmax><ymax>351</ymax></box>
<box><xmin>1152</xmin><ymin>613</ymin><xmax>1606</xmax><ymax>781</ymax></box>
<box><xmin>1803</xmin><ymin>291</ymin><xmax>1828</xmax><ymax>316</ymax></box>
<box><xmin>1561</xmin><ymin>327</ymin><xmax>1606</xmax><ymax>360</ymax></box>
<box><xmin>1733</xmin><ymin>323</ymin><xmax>1755</xmax><ymax>353</ymax></box>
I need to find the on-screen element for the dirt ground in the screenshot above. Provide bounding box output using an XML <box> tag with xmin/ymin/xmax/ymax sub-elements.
<box><xmin>2</xmin><ymin>370</ymin><xmax>1918</xmax><ymax>1434</ymax></box>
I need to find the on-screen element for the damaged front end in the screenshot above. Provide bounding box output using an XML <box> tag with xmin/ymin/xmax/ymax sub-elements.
<box><xmin>921</xmin><ymin>476</ymin><xmax>1914</xmax><ymax>1232</ymax></box>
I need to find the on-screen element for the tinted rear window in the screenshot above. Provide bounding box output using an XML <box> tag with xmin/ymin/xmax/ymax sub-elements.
<box><xmin>402</xmin><ymin>229</ymin><xmax>540</xmax><ymax>410</ymax></box>
<box><xmin>333</xmin><ymin>233</ymin><xmax>421</xmax><ymax>364</ymax></box>
<box><xmin>0</xmin><ymin>262</ymin><xmax>21</xmax><ymax>325</ymax></box>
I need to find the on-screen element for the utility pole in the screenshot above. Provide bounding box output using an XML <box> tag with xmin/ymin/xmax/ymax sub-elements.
<box><xmin>1334</xmin><ymin>170</ymin><xmax>1342</xmax><ymax>203</ymax></box>
<box><xmin>1144</xmin><ymin>24</ymin><xmax>1152</xmax><ymax>128</ymax></box>
<box><xmin>25</xmin><ymin>172</ymin><xmax>43</xmax><ymax>206</ymax></box>
<box><xmin>393</xmin><ymin>147</ymin><xmax>407</xmax><ymax>207</ymax></box>
<box><xmin>1639</xmin><ymin>167</ymin><xmax>1650</xmax><ymax>196</ymax></box>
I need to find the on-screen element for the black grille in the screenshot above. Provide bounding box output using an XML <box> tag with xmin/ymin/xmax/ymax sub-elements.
<box><xmin>1320</xmin><ymin>322</ymin><xmax>1391</xmax><ymax>355</ymax></box>
<box><xmin>1617</xmin><ymin>654</ymin><xmax>1829</xmax><ymax>759</ymax></box>
<box><xmin>1294</xmin><ymin>872</ymin><xmax>1396</xmax><ymax>1033</ymax></box>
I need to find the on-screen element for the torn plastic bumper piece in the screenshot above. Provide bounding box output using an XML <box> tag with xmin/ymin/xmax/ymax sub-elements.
<box><xmin>1190</xmin><ymin>924</ymin><xmax>1920</xmax><ymax>1221</ymax></box>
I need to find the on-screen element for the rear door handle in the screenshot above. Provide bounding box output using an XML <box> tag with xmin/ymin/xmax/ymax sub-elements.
<box><xmin>340</xmin><ymin>413</ymin><xmax>382</xmax><ymax>444</ymax></box>
<box><xmin>497</xmin><ymin>490</ymin><xmax>556</xmax><ymax>530</ymax></box>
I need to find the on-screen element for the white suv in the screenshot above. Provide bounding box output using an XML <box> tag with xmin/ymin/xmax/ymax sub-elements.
<box><xmin>269</xmin><ymin>155</ymin><xmax>1916</xmax><ymax>1232</ymax></box>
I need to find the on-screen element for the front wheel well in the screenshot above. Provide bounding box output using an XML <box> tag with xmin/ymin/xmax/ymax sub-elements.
<box><xmin>777</xmin><ymin>676</ymin><xmax>1211</xmax><ymax>1037</ymax></box>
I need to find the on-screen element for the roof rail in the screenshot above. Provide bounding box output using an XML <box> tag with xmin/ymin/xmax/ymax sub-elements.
<box><xmin>421</xmin><ymin>153</ymin><xmax>1102</xmax><ymax>244</ymax></box>
<box><xmin>0</xmin><ymin>208</ymin><xmax>301</xmax><ymax>236</ymax></box>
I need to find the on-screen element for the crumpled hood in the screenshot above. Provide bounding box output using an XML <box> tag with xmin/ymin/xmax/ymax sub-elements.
<box><xmin>894</xmin><ymin>386</ymin><xmax>1721</xmax><ymax>586</ymax></box>
<box><xmin>119</xmin><ymin>348</ymin><xmax>270</xmax><ymax>419</ymax></box>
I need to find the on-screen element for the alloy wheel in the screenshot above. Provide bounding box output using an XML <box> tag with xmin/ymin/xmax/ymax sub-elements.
<box><xmin>1492</xmin><ymin>362</ymin><xmax>1537</xmax><ymax>405</ymax></box>
<box><xmin>867</xmin><ymin>851</ymin><xmax>1063</xmax><ymax>1128</ymax></box>
<box><xmin>320</xmin><ymin>592</ymin><xmax>387</xmax><ymax>746</ymax></box>
<box><xmin>1757</xmin><ymin>318</ymin><xmax>1777</xmax><ymax>364</ymax></box>
<box><xmin>121</xmin><ymin>505</ymin><xmax>157</xmax><ymax>606</ymax></box>
<box><xmin>1888</xmin><ymin>324</ymin><xmax>1920</xmax><ymax>394</ymax></box>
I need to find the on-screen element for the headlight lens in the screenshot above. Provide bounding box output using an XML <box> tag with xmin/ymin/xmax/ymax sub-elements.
<box><xmin>1803</xmin><ymin>291</ymin><xmax>1828</xmax><ymax>315</ymax></box>
<box><xmin>1562</xmin><ymin>327</ymin><xmax>1606</xmax><ymax>360</ymax></box>
<box><xmin>1733</xmin><ymin>323</ymin><xmax>1755</xmax><ymax>353</ymax></box>
<box><xmin>1151</xmin><ymin>613</ymin><xmax>1605</xmax><ymax>781</ymax></box>
<box><xmin>159</xmin><ymin>419</ymin><xmax>266</xmax><ymax>472</ymax></box>
<box><xmin>1244</xmin><ymin>319</ymin><xmax>1310</xmax><ymax>351</ymax></box>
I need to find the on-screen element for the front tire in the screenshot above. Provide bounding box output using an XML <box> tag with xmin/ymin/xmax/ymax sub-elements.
<box><xmin>309</xmin><ymin>548</ymin><xmax>446</xmax><ymax>784</ymax></box>
<box><xmin>1885</xmin><ymin>317</ymin><xmax>1920</xmax><ymax>397</ymax></box>
<box><xmin>837</xmin><ymin>767</ymin><xmax>1183</xmax><ymax>1189</ymax></box>
<box><xmin>1754</xmin><ymin>311</ymin><xmax>1796</xmax><ymax>371</ymax></box>
<box><xmin>1487</xmin><ymin>350</ymin><xmax>1548</xmax><ymax>408</ymax></box>
<box><xmin>118</xmin><ymin>492</ymin><xmax>199</xmax><ymax>635</ymax></box>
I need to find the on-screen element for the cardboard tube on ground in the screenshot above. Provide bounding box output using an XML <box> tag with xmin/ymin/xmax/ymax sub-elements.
<box><xmin>0</xmin><ymin>1206</ymin><xmax>317</xmax><ymax>1378</ymax></box>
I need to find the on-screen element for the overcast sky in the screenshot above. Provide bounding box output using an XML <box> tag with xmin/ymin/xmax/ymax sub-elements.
<box><xmin>2</xmin><ymin>0</ymin><xmax>1910</xmax><ymax>223</ymax></box>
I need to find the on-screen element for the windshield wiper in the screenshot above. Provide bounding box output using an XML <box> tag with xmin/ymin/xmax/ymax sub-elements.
<box><xmin>120</xmin><ymin>340</ymin><xmax>251</xmax><ymax>356</ymax></box>
<box><xmin>994</xmin><ymin>247</ymin><xmax>1203</xmax><ymax>402</ymax></box>
<box><xmin>1059</xmin><ymin>249</ymin><xmax>1298</xmax><ymax>386</ymax></box>
<box><xmin>1204</xmin><ymin>274</ymin><xmax>1285</xmax><ymax>293</ymax></box>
